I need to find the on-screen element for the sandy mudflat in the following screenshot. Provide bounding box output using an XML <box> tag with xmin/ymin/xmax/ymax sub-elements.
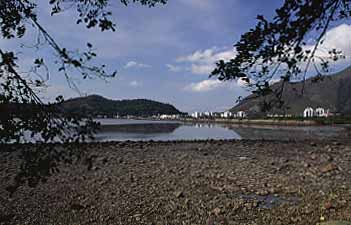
<box><xmin>1</xmin><ymin>139</ymin><xmax>351</xmax><ymax>225</ymax></box>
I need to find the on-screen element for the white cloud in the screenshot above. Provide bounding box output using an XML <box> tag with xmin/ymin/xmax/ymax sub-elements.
<box><xmin>191</xmin><ymin>64</ymin><xmax>215</xmax><ymax>75</ymax></box>
<box><xmin>166</xmin><ymin>64</ymin><xmax>185</xmax><ymax>72</ymax></box>
<box><xmin>129</xmin><ymin>80</ymin><xmax>142</xmax><ymax>87</ymax></box>
<box><xmin>185</xmin><ymin>78</ymin><xmax>248</xmax><ymax>93</ymax></box>
<box><xmin>237</xmin><ymin>78</ymin><xmax>249</xmax><ymax>87</ymax></box>
<box><xmin>177</xmin><ymin>47</ymin><xmax>233</xmax><ymax>64</ymax></box>
<box><xmin>315</xmin><ymin>23</ymin><xmax>351</xmax><ymax>58</ymax></box>
<box><xmin>174</xmin><ymin>24</ymin><xmax>351</xmax><ymax>77</ymax></box>
<box><xmin>172</xmin><ymin>47</ymin><xmax>235</xmax><ymax>75</ymax></box>
<box><xmin>38</xmin><ymin>84</ymin><xmax>79</xmax><ymax>103</ymax></box>
<box><xmin>178</xmin><ymin>0</ymin><xmax>213</xmax><ymax>10</ymax></box>
<box><xmin>268</xmin><ymin>78</ymin><xmax>281</xmax><ymax>85</ymax></box>
<box><xmin>124</xmin><ymin>61</ymin><xmax>151</xmax><ymax>69</ymax></box>
<box><xmin>185</xmin><ymin>79</ymin><xmax>224</xmax><ymax>92</ymax></box>
<box><xmin>297</xmin><ymin>23</ymin><xmax>351</xmax><ymax>76</ymax></box>
<box><xmin>177</xmin><ymin>48</ymin><xmax>215</xmax><ymax>63</ymax></box>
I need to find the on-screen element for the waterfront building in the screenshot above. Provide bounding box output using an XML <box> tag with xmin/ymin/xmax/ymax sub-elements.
<box><xmin>191</xmin><ymin>112</ymin><xmax>201</xmax><ymax>118</ymax></box>
<box><xmin>315</xmin><ymin>107</ymin><xmax>327</xmax><ymax>117</ymax></box>
<box><xmin>303</xmin><ymin>107</ymin><xmax>314</xmax><ymax>118</ymax></box>
<box><xmin>237</xmin><ymin>111</ymin><xmax>246</xmax><ymax>118</ymax></box>
<box><xmin>204</xmin><ymin>111</ymin><xmax>213</xmax><ymax>117</ymax></box>
<box><xmin>221</xmin><ymin>111</ymin><xmax>232</xmax><ymax>118</ymax></box>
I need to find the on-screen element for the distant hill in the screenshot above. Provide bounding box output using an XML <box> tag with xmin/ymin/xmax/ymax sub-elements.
<box><xmin>231</xmin><ymin>66</ymin><xmax>351</xmax><ymax>116</ymax></box>
<box><xmin>60</xmin><ymin>95</ymin><xmax>183</xmax><ymax>117</ymax></box>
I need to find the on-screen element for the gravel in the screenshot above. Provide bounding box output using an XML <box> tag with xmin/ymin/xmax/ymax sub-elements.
<box><xmin>1</xmin><ymin>139</ymin><xmax>351</xmax><ymax>225</ymax></box>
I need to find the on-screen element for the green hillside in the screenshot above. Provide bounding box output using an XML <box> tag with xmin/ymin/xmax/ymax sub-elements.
<box><xmin>60</xmin><ymin>95</ymin><xmax>183</xmax><ymax>117</ymax></box>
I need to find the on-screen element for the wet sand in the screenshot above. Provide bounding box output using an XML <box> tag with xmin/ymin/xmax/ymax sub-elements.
<box><xmin>1</xmin><ymin>139</ymin><xmax>351</xmax><ymax>225</ymax></box>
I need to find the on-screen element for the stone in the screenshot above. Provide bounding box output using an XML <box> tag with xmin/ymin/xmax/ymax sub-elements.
<box><xmin>324</xmin><ymin>201</ymin><xmax>334</xmax><ymax>210</ymax></box>
<box><xmin>318</xmin><ymin>221</ymin><xmax>351</xmax><ymax>225</ymax></box>
<box><xmin>212</xmin><ymin>207</ymin><xmax>221</xmax><ymax>216</ymax></box>
<box><xmin>92</xmin><ymin>166</ymin><xmax>99</xmax><ymax>171</ymax></box>
<box><xmin>174</xmin><ymin>191</ymin><xmax>184</xmax><ymax>198</ymax></box>
<box><xmin>70</xmin><ymin>203</ymin><xmax>85</xmax><ymax>211</ymax></box>
<box><xmin>311</xmin><ymin>154</ymin><xmax>318</xmax><ymax>160</ymax></box>
<box><xmin>321</xmin><ymin>164</ymin><xmax>337</xmax><ymax>173</ymax></box>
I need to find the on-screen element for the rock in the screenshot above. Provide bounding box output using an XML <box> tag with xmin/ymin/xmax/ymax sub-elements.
<box><xmin>70</xmin><ymin>203</ymin><xmax>85</xmax><ymax>211</ymax></box>
<box><xmin>206</xmin><ymin>217</ymin><xmax>215</xmax><ymax>225</ymax></box>
<box><xmin>311</xmin><ymin>154</ymin><xmax>318</xmax><ymax>160</ymax></box>
<box><xmin>212</xmin><ymin>207</ymin><xmax>221</xmax><ymax>216</ymax></box>
<box><xmin>318</xmin><ymin>221</ymin><xmax>351</xmax><ymax>225</ymax></box>
<box><xmin>99</xmin><ymin>157</ymin><xmax>109</xmax><ymax>164</ymax></box>
<box><xmin>325</xmin><ymin>155</ymin><xmax>334</xmax><ymax>162</ymax></box>
<box><xmin>321</xmin><ymin>164</ymin><xmax>337</xmax><ymax>173</ymax></box>
<box><xmin>268</xmin><ymin>188</ymin><xmax>276</xmax><ymax>194</ymax></box>
<box><xmin>338</xmin><ymin>199</ymin><xmax>347</xmax><ymax>206</ymax></box>
<box><xmin>320</xmin><ymin>216</ymin><xmax>326</xmax><ymax>222</ymax></box>
<box><xmin>304</xmin><ymin>162</ymin><xmax>311</xmax><ymax>168</ymax></box>
<box><xmin>324</xmin><ymin>201</ymin><xmax>334</xmax><ymax>210</ymax></box>
<box><xmin>92</xmin><ymin>166</ymin><xmax>99</xmax><ymax>171</ymax></box>
<box><xmin>0</xmin><ymin>214</ymin><xmax>14</xmax><ymax>223</ymax></box>
<box><xmin>256</xmin><ymin>190</ymin><xmax>269</xmax><ymax>196</ymax></box>
<box><xmin>174</xmin><ymin>191</ymin><xmax>184</xmax><ymax>198</ymax></box>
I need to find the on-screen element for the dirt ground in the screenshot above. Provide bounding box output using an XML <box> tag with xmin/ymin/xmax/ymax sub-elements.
<box><xmin>1</xmin><ymin>139</ymin><xmax>351</xmax><ymax>225</ymax></box>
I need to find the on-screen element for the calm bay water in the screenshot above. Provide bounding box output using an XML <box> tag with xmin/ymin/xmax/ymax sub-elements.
<box><xmin>94</xmin><ymin>119</ymin><xmax>347</xmax><ymax>142</ymax></box>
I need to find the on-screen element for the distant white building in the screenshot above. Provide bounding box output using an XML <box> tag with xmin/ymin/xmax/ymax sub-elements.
<box><xmin>204</xmin><ymin>111</ymin><xmax>213</xmax><ymax>117</ymax></box>
<box><xmin>160</xmin><ymin>114</ymin><xmax>180</xmax><ymax>120</ymax></box>
<box><xmin>315</xmin><ymin>107</ymin><xmax>328</xmax><ymax>117</ymax></box>
<box><xmin>237</xmin><ymin>111</ymin><xmax>246</xmax><ymax>118</ymax></box>
<box><xmin>191</xmin><ymin>112</ymin><xmax>201</xmax><ymax>118</ymax></box>
<box><xmin>303</xmin><ymin>107</ymin><xmax>329</xmax><ymax>118</ymax></box>
<box><xmin>221</xmin><ymin>111</ymin><xmax>232</xmax><ymax>118</ymax></box>
<box><xmin>303</xmin><ymin>107</ymin><xmax>314</xmax><ymax>118</ymax></box>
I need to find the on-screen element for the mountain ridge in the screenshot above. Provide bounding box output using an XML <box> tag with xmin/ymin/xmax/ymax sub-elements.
<box><xmin>230</xmin><ymin>66</ymin><xmax>351</xmax><ymax>116</ymax></box>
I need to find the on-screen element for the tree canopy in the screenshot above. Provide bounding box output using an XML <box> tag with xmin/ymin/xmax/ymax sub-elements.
<box><xmin>211</xmin><ymin>0</ymin><xmax>351</xmax><ymax>110</ymax></box>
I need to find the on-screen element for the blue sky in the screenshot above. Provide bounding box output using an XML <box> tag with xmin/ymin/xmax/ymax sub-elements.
<box><xmin>2</xmin><ymin>0</ymin><xmax>351</xmax><ymax>113</ymax></box>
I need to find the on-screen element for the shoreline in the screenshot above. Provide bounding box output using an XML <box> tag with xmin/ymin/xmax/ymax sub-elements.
<box><xmin>120</xmin><ymin>117</ymin><xmax>351</xmax><ymax>127</ymax></box>
<box><xmin>180</xmin><ymin>118</ymin><xmax>320</xmax><ymax>126</ymax></box>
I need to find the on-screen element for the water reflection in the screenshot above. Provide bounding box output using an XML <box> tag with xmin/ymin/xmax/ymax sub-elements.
<box><xmin>95</xmin><ymin>122</ymin><xmax>240</xmax><ymax>142</ymax></box>
<box><xmin>224</xmin><ymin>124</ymin><xmax>345</xmax><ymax>141</ymax></box>
<box><xmin>94</xmin><ymin>119</ymin><xmax>346</xmax><ymax>142</ymax></box>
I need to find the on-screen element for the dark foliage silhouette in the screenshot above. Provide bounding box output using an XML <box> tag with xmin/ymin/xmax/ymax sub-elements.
<box><xmin>211</xmin><ymin>0</ymin><xmax>351</xmax><ymax>111</ymax></box>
